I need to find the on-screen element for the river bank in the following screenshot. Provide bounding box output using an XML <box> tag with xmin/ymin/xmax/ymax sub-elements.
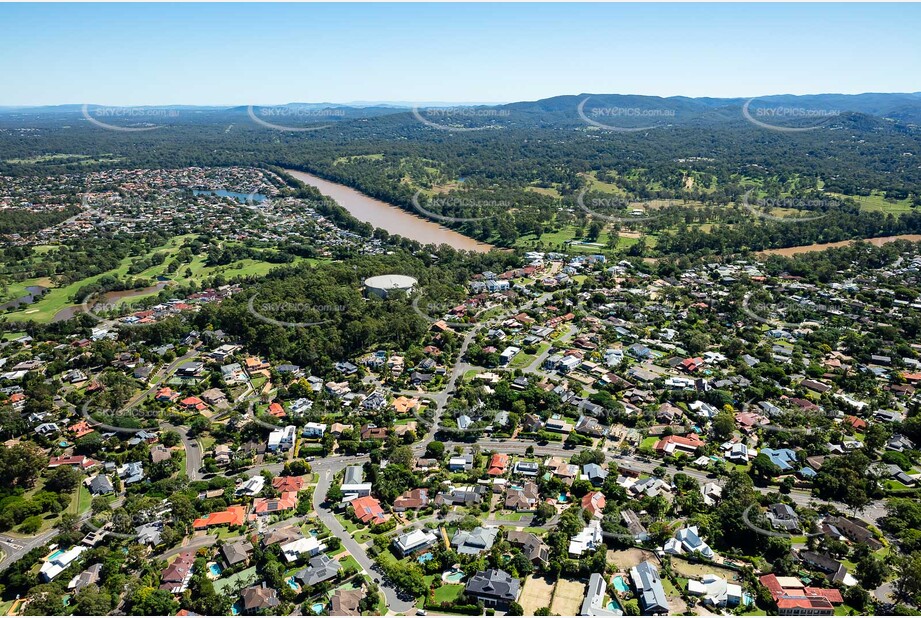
<box><xmin>284</xmin><ymin>168</ymin><xmax>494</xmax><ymax>253</ymax></box>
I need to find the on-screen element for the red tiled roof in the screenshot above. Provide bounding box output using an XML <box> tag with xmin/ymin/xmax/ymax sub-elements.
<box><xmin>804</xmin><ymin>588</ymin><xmax>844</xmax><ymax>604</ymax></box>
<box><xmin>193</xmin><ymin>505</ymin><xmax>246</xmax><ymax>529</ymax></box>
<box><xmin>776</xmin><ymin>597</ymin><xmax>833</xmax><ymax>611</ymax></box>
<box><xmin>253</xmin><ymin>492</ymin><xmax>298</xmax><ymax>514</ymax></box>
<box><xmin>351</xmin><ymin>496</ymin><xmax>386</xmax><ymax>525</ymax></box>
<box><xmin>271</xmin><ymin>476</ymin><xmax>305</xmax><ymax>493</ymax></box>
<box><xmin>654</xmin><ymin>433</ymin><xmax>705</xmax><ymax>452</ymax></box>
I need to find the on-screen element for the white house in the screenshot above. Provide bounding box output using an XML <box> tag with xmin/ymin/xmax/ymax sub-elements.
<box><xmin>268</xmin><ymin>425</ymin><xmax>296</xmax><ymax>451</ymax></box>
<box><xmin>393</xmin><ymin>529</ymin><xmax>439</xmax><ymax>557</ymax></box>
<box><xmin>302</xmin><ymin>422</ymin><xmax>327</xmax><ymax>437</ymax></box>
<box><xmin>281</xmin><ymin>536</ymin><xmax>326</xmax><ymax>562</ymax></box>
<box><xmin>236</xmin><ymin>475</ymin><xmax>265</xmax><ymax>497</ymax></box>
<box><xmin>569</xmin><ymin>519</ymin><xmax>603</xmax><ymax>557</ymax></box>
<box><xmin>40</xmin><ymin>546</ymin><xmax>86</xmax><ymax>582</ymax></box>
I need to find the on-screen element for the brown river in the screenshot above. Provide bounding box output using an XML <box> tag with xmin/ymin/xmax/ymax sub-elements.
<box><xmin>284</xmin><ymin>169</ymin><xmax>493</xmax><ymax>253</ymax></box>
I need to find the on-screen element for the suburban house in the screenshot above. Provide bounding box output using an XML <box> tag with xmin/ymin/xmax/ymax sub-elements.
<box><xmin>506</xmin><ymin>531</ymin><xmax>550</xmax><ymax>565</ymax></box>
<box><xmin>580</xmin><ymin>572</ymin><xmax>624</xmax><ymax>616</ymax></box>
<box><xmin>631</xmin><ymin>561</ymin><xmax>670</xmax><ymax>615</ymax></box>
<box><xmin>241</xmin><ymin>583</ymin><xmax>280</xmax><ymax>613</ymax></box>
<box><xmin>350</xmin><ymin>496</ymin><xmax>387</xmax><ymax>525</ymax></box>
<box><xmin>40</xmin><ymin>546</ymin><xmax>86</xmax><ymax>582</ymax></box>
<box><xmin>393</xmin><ymin>488</ymin><xmax>429</xmax><ymax>511</ymax></box>
<box><xmin>452</xmin><ymin>526</ymin><xmax>499</xmax><ymax>555</ymax></box>
<box><xmin>464</xmin><ymin>569</ymin><xmax>521</xmax><ymax>609</ymax></box>
<box><xmin>393</xmin><ymin>529</ymin><xmax>439</xmax><ymax>557</ymax></box>
<box><xmin>294</xmin><ymin>554</ymin><xmax>341</xmax><ymax>587</ymax></box>
<box><xmin>159</xmin><ymin>551</ymin><xmax>195</xmax><ymax>593</ymax></box>
<box><xmin>192</xmin><ymin>505</ymin><xmax>247</xmax><ymax>530</ymax></box>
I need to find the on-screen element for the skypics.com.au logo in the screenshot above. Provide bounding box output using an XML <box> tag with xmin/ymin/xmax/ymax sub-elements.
<box><xmin>577</xmin><ymin>96</ymin><xmax>675</xmax><ymax>133</ymax></box>
<box><xmin>740</xmin><ymin>190</ymin><xmax>832</xmax><ymax>223</ymax></box>
<box><xmin>247</xmin><ymin>105</ymin><xmax>345</xmax><ymax>132</ymax></box>
<box><xmin>412</xmin><ymin>106</ymin><xmax>509</xmax><ymax>132</ymax></box>
<box><xmin>575</xmin><ymin>189</ymin><xmax>670</xmax><ymax>223</ymax></box>
<box><xmin>742</xmin><ymin>98</ymin><xmax>840</xmax><ymax>133</ymax></box>
<box><xmin>740</xmin><ymin>291</ymin><xmax>830</xmax><ymax>331</ymax></box>
<box><xmin>82</xmin><ymin>105</ymin><xmax>179</xmax><ymax>132</ymax></box>
<box><xmin>410</xmin><ymin>192</ymin><xmax>509</xmax><ymax>224</ymax></box>
<box><xmin>411</xmin><ymin>292</ymin><xmax>472</xmax><ymax>329</ymax></box>
<box><xmin>247</xmin><ymin>294</ymin><xmax>346</xmax><ymax>328</ymax></box>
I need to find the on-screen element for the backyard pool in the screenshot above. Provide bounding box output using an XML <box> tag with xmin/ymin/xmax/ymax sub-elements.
<box><xmin>311</xmin><ymin>602</ymin><xmax>325</xmax><ymax>614</ymax></box>
<box><xmin>48</xmin><ymin>549</ymin><xmax>65</xmax><ymax>561</ymax></box>
<box><xmin>230</xmin><ymin>601</ymin><xmax>242</xmax><ymax>616</ymax></box>
<box><xmin>417</xmin><ymin>552</ymin><xmax>434</xmax><ymax>563</ymax></box>
<box><xmin>442</xmin><ymin>570</ymin><xmax>465</xmax><ymax>584</ymax></box>
<box><xmin>612</xmin><ymin>575</ymin><xmax>630</xmax><ymax>593</ymax></box>
<box><xmin>607</xmin><ymin>600</ymin><xmax>621</xmax><ymax>612</ymax></box>
<box><xmin>287</xmin><ymin>576</ymin><xmax>300</xmax><ymax>592</ymax></box>
<box><xmin>558</xmin><ymin>494</ymin><xmax>568</xmax><ymax>503</ymax></box>
<box><xmin>208</xmin><ymin>563</ymin><xmax>223</xmax><ymax>577</ymax></box>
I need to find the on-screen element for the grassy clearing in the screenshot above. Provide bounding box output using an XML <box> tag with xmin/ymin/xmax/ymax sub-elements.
<box><xmin>831</xmin><ymin>191</ymin><xmax>915</xmax><ymax>215</ymax></box>
<box><xmin>4</xmin><ymin>233</ymin><xmax>314</xmax><ymax>323</ymax></box>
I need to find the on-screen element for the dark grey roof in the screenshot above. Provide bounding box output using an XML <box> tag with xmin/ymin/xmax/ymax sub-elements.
<box><xmin>465</xmin><ymin>569</ymin><xmax>520</xmax><ymax>603</ymax></box>
<box><xmin>295</xmin><ymin>554</ymin><xmax>340</xmax><ymax>586</ymax></box>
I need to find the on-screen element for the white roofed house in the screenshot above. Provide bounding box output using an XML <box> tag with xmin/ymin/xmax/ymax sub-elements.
<box><xmin>580</xmin><ymin>573</ymin><xmax>624</xmax><ymax>616</ymax></box>
<box><xmin>236</xmin><ymin>474</ymin><xmax>265</xmax><ymax>497</ymax></box>
<box><xmin>267</xmin><ymin>425</ymin><xmax>296</xmax><ymax>451</ymax></box>
<box><xmin>663</xmin><ymin>526</ymin><xmax>714</xmax><ymax>559</ymax></box>
<box><xmin>569</xmin><ymin>519</ymin><xmax>603</xmax><ymax>557</ymax></box>
<box><xmin>302</xmin><ymin>422</ymin><xmax>327</xmax><ymax>437</ymax></box>
<box><xmin>688</xmin><ymin>574</ymin><xmax>746</xmax><ymax>608</ymax></box>
<box><xmin>281</xmin><ymin>536</ymin><xmax>326</xmax><ymax>562</ymax></box>
<box><xmin>40</xmin><ymin>546</ymin><xmax>86</xmax><ymax>582</ymax></box>
<box><xmin>393</xmin><ymin>529</ymin><xmax>439</xmax><ymax>557</ymax></box>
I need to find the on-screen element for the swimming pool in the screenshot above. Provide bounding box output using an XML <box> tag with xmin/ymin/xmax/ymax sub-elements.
<box><xmin>612</xmin><ymin>575</ymin><xmax>630</xmax><ymax>593</ymax></box>
<box><xmin>287</xmin><ymin>576</ymin><xmax>300</xmax><ymax>592</ymax></box>
<box><xmin>48</xmin><ymin>549</ymin><xmax>65</xmax><ymax>561</ymax></box>
<box><xmin>417</xmin><ymin>552</ymin><xmax>434</xmax><ymax>563</ymax></box>
<box><xmin>558</xmin><ymin>494</ymin><xmax>568</xmax><ymax>503</ymax></box>
<box><xmin>230</xmin><ymin>601</ymin><xmax>243</xmax><ymax>616</ymax></box>
<box><xmin>607</xmin><ymin>600</ymin><xmax>622</xmax><ymax>612</ymax></box>
<box><xmin>208</xmin><ymin>563</ymin><xmax>222</xmax><ymax>577</ymax></box>
<box><xmin>311</xmin><ymin>602</ymin><xmax>325</xmax><ymax>614</ymax></box>
<box><xmin>442</xmin><ymin>570</ymin><xmax>465</xmax><ymax>584</ymax></box>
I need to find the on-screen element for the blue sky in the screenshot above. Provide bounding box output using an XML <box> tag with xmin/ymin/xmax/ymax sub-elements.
<box><xmin>2</xmin><ymin>3</ymin><xmax>919</xmax><ymax>106</ymax></box>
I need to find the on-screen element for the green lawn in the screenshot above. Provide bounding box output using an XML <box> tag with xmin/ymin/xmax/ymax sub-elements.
<box><xmin>73</xmin><ymin>486</ymin><xmax>93</xmax><ymax>515</ymax></box>
<box><xmin>433</xmin><ymin>584</ymin><xmax>464</xmax><ymax>604</ymax></box>
<box><xmin>834</xmin><ymin>604</ymin><xmax>859</xmax><ymax>616</ymax></box>
<box><xmin>3</xmin><ymin>234</ymin><xmax>315</xmax><ymax>324</ymax></box>
<box><xmin>338</xmin><ymin>554</ymin><xmax>362</xmax><ymax>574</ymax></box>
<box><xmin>335</xmin><ymin>513</ymin><xmax>362</xmax><ymax>535</ymax></box>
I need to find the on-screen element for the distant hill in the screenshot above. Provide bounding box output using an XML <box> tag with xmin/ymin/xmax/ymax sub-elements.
<box><xmin>4</xmin><ymin>92</ymin><xmax>921</xmax><ymax>125</ymax></box>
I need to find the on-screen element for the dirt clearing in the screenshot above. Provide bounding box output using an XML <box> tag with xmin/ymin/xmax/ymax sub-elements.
<box><xmin>520</xmin><ymin>575</ymin><xmax>555</xmax><ymax>615</ymax></box>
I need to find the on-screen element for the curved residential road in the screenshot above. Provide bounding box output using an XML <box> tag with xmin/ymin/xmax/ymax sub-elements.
<box><xmin>311</xmin><ymin>456</ymin><xmax>416</xmax><ymax>614</ymax></box>
<box><xmin>164</xmin><ymin>423</ymin><xmax>203</xmax><ymax>481</ymax></box>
